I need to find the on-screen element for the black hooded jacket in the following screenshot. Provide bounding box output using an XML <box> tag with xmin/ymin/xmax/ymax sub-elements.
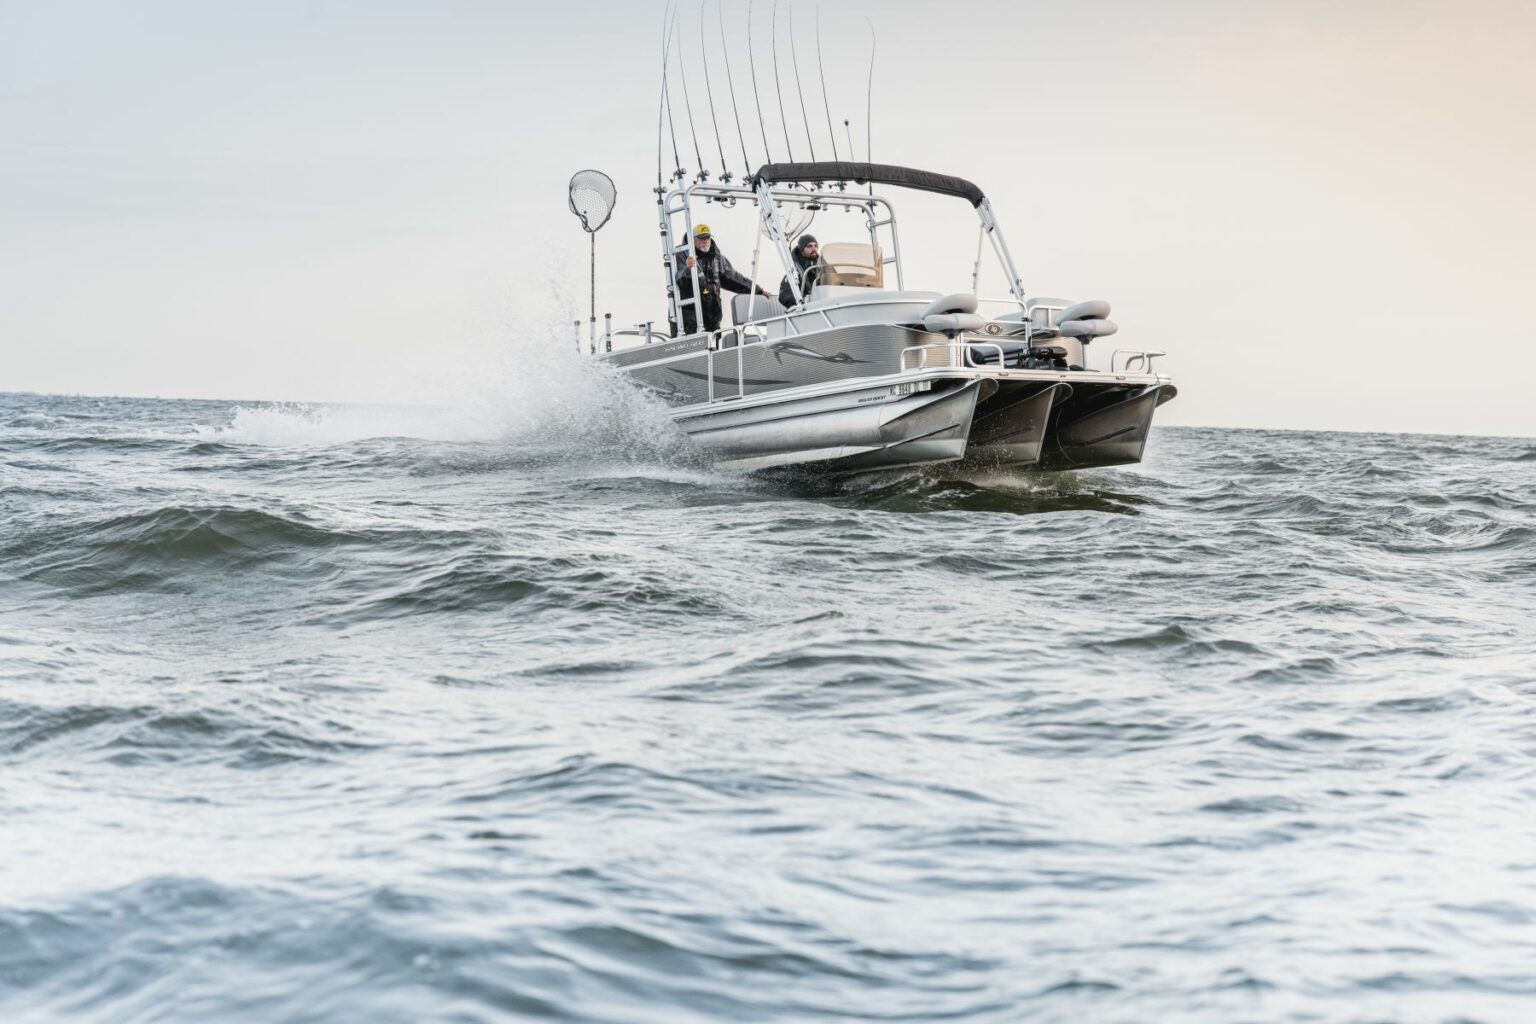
<box><xmin>778</xmin><ymin>235</ymin><xmax>821</xmax><ymax>309</ymax></box>
<box><xmin>674</xmin><ymin>243</ymin><xmax>756</xmax><ymax>302</ymax></box>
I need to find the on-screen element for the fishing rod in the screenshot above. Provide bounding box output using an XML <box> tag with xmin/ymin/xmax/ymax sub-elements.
<box><xmin>865</xmin><ymin>17</ymin><xmax>875</xmax><ymax>167</ymax></box>
<box><xmin>718</xmin><ymin>0</ymin><xmax>753</xmax><ymax>174</ymax></box>
<box><xmin>746</xmin><ymin>0</ymin><xmax>773</xmax><ymax>164</ymax></box>
<box><xmin>656</xmin><ymin>1</ymin><xmax>677</xmax><ymax>185</ymax></box>
<box><xmin>673</xmin><ymin>6</ymin><xmax>705</xmax><ymax>178</ymax></box>
<box><xmin>788</xmin><ymin>1</ymin><xmax>816</xmax><ymax>160</ymax></box>
<box><xmin>665</xmin><ymin>7</ymin><xmax>685</xmax><ymax>180</ymax></box>
<box><xmin>770</xmin><ymin>0</ymin><xmax>795</xmax><ymax>160</ymax></box>
<box><xmin>816</xmin><ymin>5</ymin><xmax>838</xmax><ymax>161</ymax></box>
<box><xmin>698</xmin><ymin>0</ymin><xmax>729</xmax><ymax>179</ymax></box>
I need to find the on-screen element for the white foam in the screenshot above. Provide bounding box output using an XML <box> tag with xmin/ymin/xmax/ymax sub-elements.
<box><xmin>196</xmin><ymin>330</ymin><xmax>691</xmax><ymax>462</ymax></box>
<box><xmin>201</xmin><ymin>402</ymin><xmax>492</xmax><ymax>446</ymax></box>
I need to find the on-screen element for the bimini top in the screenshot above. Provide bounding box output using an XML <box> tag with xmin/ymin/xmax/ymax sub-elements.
<box><xmin>750</xmin><ymin>161</ymin><xmax>987</xmax><ymax>208</ymax></box>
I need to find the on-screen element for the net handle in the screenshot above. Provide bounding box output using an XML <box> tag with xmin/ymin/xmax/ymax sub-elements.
<box><xmin>567</xmin><ymin>169</ymin><xmax>616</xmax><ymax>353</ymax></box>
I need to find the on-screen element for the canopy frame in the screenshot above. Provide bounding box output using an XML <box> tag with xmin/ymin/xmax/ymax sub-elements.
<box><xmin>655</xmin><ymin>160</ymin><xmax>1028</xmax><ymax>334</ymax></box>
<box><xmin>750</xmin><ymin>161</ymin><xmax>987</xmax><ymax>208</ymax></box>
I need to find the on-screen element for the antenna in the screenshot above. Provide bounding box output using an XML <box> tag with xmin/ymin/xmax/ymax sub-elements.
<box><xmin>747</xmin><ymin>0</ymin><xmax>773</xmax><ymax>163</ymax></box>
<box><xmin>718</xmin><ymin>0</ymin><xmax>753</xmax><ymax>174</ymax></box>
<box><xmin>567</xmin><ymin>170</ymin><xmax>617</xmax><ymax>355</ymax></box>
<box><xmin>788</xmin><ymin>1</ymin><xmax>816</xmax><ymax>160</ymax></box>
<box><xmin>698</xmin><ymin>0</ymin><xmax>729</xmax><ymax>179</ymax></box>
<box><xmin>673</xmin><ymin>6</ymin><xmax>705</xmax><ymax>177</ymax></box>
<box><xmin>770</xmin><ymin>0</ymin><xmax>795</xmax><ymax>160</ymax></box>
<box><xmin>816</xmin><ymin>5</ymin><xmax>838</xmax><ymax>161</ymax></box>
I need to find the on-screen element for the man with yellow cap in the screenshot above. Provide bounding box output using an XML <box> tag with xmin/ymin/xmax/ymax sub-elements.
<box><xmin>673</xmin><ymin>223</ymin><xmax>771</xmax><ymax>336</ymax></box>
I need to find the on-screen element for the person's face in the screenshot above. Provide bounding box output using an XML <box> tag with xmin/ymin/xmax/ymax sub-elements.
<box><xmin>801</xmin><ymin>241</ymin><xmax>819</xmax><ymax>259</ymax></box>
<box><xmin>695</xmin><ymin>235</ymin><xmax>712</xmax><ymax>251</ymax></box>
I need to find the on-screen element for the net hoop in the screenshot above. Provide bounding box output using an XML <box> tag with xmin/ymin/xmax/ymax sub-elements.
<box><xmin>568</xmin><ymin>170</ymin><xmax>617</xmax><ymax>233</ymax></box>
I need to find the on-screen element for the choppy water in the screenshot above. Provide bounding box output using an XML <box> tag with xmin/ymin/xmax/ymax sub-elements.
<box><xmin>2</xmin><ymin>371</ymin><xmax>1535</xmax><ymax>1023</ymax></box>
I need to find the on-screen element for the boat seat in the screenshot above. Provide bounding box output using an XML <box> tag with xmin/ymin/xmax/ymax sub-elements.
<box><xmin>733</xmin><ymin>293</ymin><xmax>787</xmax><ymax>324</ymax></box>
<box><xmin>996</xmin><ymin>297</ymin><xmax>1116</xmax><ymax>339</ymax></box>
<box><xmin>920</xmin><ymin>293</ymin><xmax>979</xmax><ymax>317</ymax></box>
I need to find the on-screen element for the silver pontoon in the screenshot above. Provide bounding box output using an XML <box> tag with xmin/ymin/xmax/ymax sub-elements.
<box><xmin>591</xmin><ymin>161</ymin><xmax>1176</xmax><ymax>474</ymax></box>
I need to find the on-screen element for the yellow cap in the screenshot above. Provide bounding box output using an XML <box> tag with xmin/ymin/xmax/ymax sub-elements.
<box><xmin>694</xmin><ymin>223</ymin><xmax>712</xmax><ymax>237</ymax></box>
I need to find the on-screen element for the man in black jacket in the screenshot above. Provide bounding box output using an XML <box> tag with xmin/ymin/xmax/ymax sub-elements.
<box><xmin>673</xmin><ymin>223</ymin><xmax>770</xmax><ymax>336</ymax></box>
<box><xmin>777</xmin><ymin>234</ymin><xmax>821</xmax><ymax>309</ymax></box>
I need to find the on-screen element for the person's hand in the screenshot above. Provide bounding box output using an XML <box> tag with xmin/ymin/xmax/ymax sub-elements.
<box><xmin>685</xmin><ymin>255</ymin><xmax>697</xmax><ymax>269</ymax></box>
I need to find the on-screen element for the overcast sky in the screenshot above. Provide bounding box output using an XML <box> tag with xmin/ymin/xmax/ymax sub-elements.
<box><xmin>3</xmin><ymin>0</ymin><xmax>1533</xmax><ymax>436</ymax></box>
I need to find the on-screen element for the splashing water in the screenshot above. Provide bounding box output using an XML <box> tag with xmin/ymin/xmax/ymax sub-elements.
<box><xmin>194</xmin><ymin>330</ymin><xmax>696</xmax><ymax>465</ymax></box>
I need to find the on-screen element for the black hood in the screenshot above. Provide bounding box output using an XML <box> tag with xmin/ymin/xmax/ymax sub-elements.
<box><xmin>793</xmin><ymin>234</ymin><xmax>818</xmax><ymax>266</ymax></box>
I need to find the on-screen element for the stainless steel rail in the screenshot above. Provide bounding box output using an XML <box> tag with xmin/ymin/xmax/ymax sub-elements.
<box><xmin>899</xmin><ymin>340</ymin><xmax>1007</xmax><ymax>371</ymax></box>
<box><xmin>1110</xmin><ymin>349</ymin><xmax>1166</xmax><ymax>373</ymax></box>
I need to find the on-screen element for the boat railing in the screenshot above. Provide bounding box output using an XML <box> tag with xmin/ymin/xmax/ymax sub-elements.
<box><xmin>976</xmin><ymin>297</ymin><xmax>1071</xmax><ymax>342</ymax></box>
<box><xmin>1110</xmin><ymin>349</ymin><xmax>1166</xmax><ymax>373</ymax></box>
<box><xmin>735</xmin><ymin>305</ymin><xmax>841</xmax><ymax>338</ymax></box>
<box><xmin>962</xmin><ymin>342</ymin><xmax>1008</xmax><ymax>368</ymax></box>
<box><xmin>693</xmin><ymin>328</ymin><xmax>751</xmax><ymax>402</ymax></box>
<box><xmin>900</xmin><ymin>340</ymin><xmax>1009</xmax><ymax>371</ymax></box>
<box><xmin>683</xmin><ymin>334</ymin><xmax>1163</xmax><ymax>409</ymax></box>
<box><xmin>976</xmin><ymin>296</ymin><xmax>1033</xmax><ymax>314</ymax></box>
<box><xmin>609</xmin><ymin>324</ymin><xmax>667</xmax><ymax>351</ymax></box>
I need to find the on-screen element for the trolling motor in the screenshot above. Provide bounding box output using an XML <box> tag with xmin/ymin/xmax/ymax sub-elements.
<box><xmin>567</xmin><ymin>170</ymin><xmax>617</xmax><ymax>353</ymax></box>
<box><xmin>1023</xmin><ymin>345</ymin><xmax>1071</xmax><ymax>370</ymax></box>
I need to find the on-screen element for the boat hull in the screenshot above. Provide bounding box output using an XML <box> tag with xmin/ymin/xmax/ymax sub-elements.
<box><xmin>1038</xmin><ymin>383</ymin><xmax>1178</xmax><ymax>471</ymax></box>
<box><xmin>677</xmin><ymin>378</ymin><xmax>989</xmax><ymax>472</ymax></box>
<box><xmin>604</xmin><ymin>319</ymin><xmax>1175</xmax><ymax>475</ymax></box>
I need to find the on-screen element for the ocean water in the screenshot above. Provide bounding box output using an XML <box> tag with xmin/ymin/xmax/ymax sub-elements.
<box><xmin>2</xmin><ymin>370</ymin><xmax>1534</xmax><ymax>1024</ymax></box>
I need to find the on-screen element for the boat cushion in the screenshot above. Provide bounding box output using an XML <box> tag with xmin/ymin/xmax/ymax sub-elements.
<box><xmin>733</xmin><ymin>293</ymin><xmax>787</xmax><ymax>324</ymax></box>
<box><xmin>1058</xmin><ymin>299</ymin><xmax>1111</xmax><ymax>323</ymax></box>
<box><xmin>924</xmin><ymin>312</ymin><xmax>987</xmax><ymax>334</ymax></box>
<box><xmin>920</xmin><ymin>293</ymin><xmax>979</xmax><ymax>318</ymax></box>
<box><xmin>1059</xmin><ymin>318</ymin><xmax>1119</xmax><ymax>339</ymax></box>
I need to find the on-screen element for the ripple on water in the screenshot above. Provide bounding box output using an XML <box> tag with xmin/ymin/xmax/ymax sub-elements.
<box><xmin>3</xmin><ymin>396</ymin><xmax>1536</xmax><ymax>1023</ymax></box>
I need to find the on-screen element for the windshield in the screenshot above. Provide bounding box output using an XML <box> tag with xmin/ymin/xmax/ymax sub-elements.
<box><xmin>818</xmin><ymin>242</ymin><xmax>884</xmax><ymax>288</ymax></box>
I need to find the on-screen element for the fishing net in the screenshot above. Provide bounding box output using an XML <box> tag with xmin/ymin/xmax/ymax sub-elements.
<box><xmin>568</xmin><ymin>170</ymin><xmax>617</xmax><ymax>233</ymax></box>
<box><xmin>763</xmin><ymin>205</ymin><xmax>816</xmax><ymax>242</ymax></box>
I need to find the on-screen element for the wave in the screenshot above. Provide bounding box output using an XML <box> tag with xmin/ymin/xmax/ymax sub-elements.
<box><xmin>0</xmin><ymin>870</ymin><xmax>1007</xmax><ymax>1024</ymax></box>
<box><xmin>0</xmin><ymin>697</ymin><xmax>372</xmax><ymax>767</ymax></box>
<box><xmin>4</xmin><ymin>505</ymin><xmax>368</xmax><ymax>594</ymax></box>
<box><xmin>4</xmin><ymin>413</ymin><xmax>70</xmax><ymax>429</ymax></box>
<box><xmin>768</xmin><ymin>464</ymin><xmax>1155</xmax><ymax>516</ymax></box>
<box><xmin>5</xmin><ymin>435</ymin><xmax>188</xmax><ymax>455</ymax></box>
<box><xmin>313</xmin><ymin>551</ymin><xmax>736</xmax><ymax>626</ymax></box>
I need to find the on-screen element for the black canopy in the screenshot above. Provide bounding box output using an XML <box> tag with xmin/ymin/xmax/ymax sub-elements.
<box><xmin>751</xmin><ymin>161</ymin><xmax>987</xmax><ymax>207</ymax></box>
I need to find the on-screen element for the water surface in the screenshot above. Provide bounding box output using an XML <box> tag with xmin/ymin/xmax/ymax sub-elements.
<box><xmin>2</xmin><ymin>384</ymin><xmax>1533</xmax><ymax>1023</ymax></box>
